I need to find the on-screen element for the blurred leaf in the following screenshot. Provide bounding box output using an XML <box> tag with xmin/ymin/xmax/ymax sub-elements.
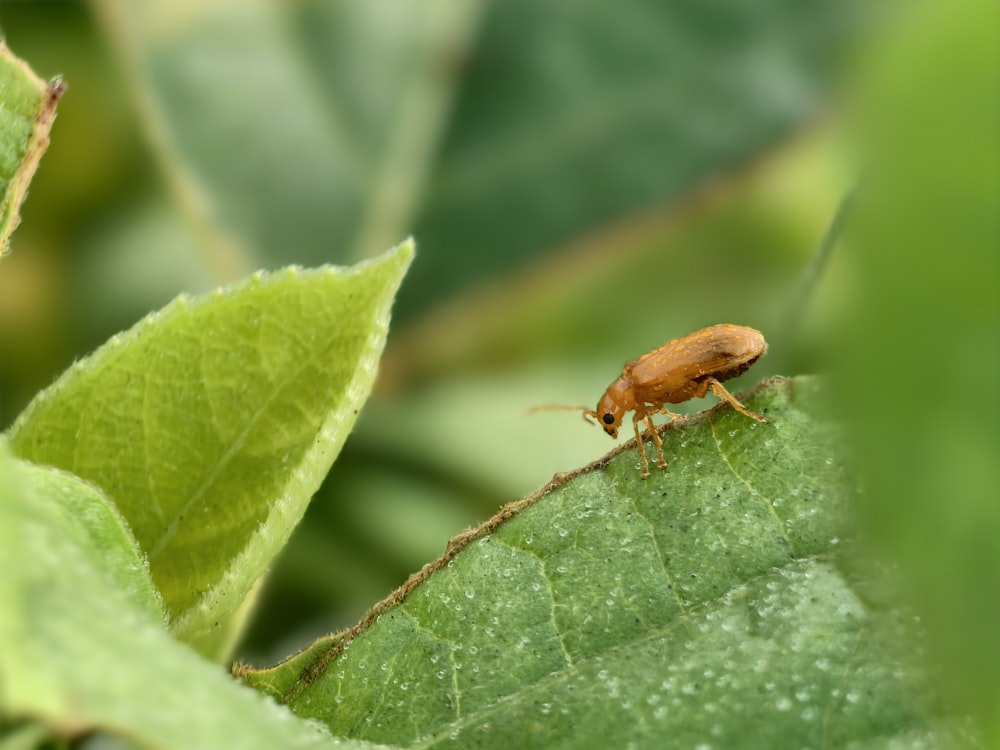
<box><xmin>400</xmin><ymin>0</ymin><xmax>868</xmax><ymax>319</ymax></box>
<box><xmin>240</xmin><ymin>378</ymin><xmax>960</xmax><ymax>747</ymax></box>
<box><xmin>0</xmin><ymin>721</ymin><xmax>52</xmax><ymax>750</ymax></box>
<box><xmin>0</xmin><ymin>42</ymin><xmax>64</xmax><ymax>255</ymax></box>
<box><xmin>0</xmin><ymin>443</ymin><xmax>393</xmax><ymax>749</ymax></box>
<box><xmin>5</xmin><ymin>241</ymin><xmax>413</xmax><ymax>648</ymax></box>
<box><xmin>94</xmin><ymin>0</ymin><xmax>865</xmax><ymax>309</ymax></box>
<box><xmin>94</xmin><ymin>0</ymin><xmax>481</xmax><ymax>272</ymax></box>
<box><xmin>381</xmin><ymin>140</ymin><xmax>851</xmax><ymax>391</ymax></box>
<box><xmin>842</xmin><ymin>0</ymin><xmax>1000</xmax><ymax>742</ymax></box>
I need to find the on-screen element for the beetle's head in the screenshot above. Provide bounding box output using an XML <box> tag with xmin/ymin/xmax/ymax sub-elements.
<box><xmin>529</xmin><ymin>377</ymin><xmax>635</xmax><ymax>439</ymax></box>
<box><xmin>588</xmin><ymin>379</ymin><xmax>635</xmax><ymax>439</ymax></box>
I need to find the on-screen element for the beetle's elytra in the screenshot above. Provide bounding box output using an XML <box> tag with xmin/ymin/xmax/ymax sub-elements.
<box><xmin>538</xmin><ymin>324</ymin><xmax>768</xmax><ymax>479</ymax></box>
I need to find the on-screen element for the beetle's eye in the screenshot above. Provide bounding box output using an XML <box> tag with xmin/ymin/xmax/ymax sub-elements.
<box><xmin>602</xmin><ymin>413</ymin><xmax>614</xmax><ymax>425</ymax></box>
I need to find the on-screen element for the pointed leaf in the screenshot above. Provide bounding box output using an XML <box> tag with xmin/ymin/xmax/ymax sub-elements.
<box><xmin>6</xmin><ymin>241</ymin><xmax>413</xmax><ymax>644</ymax></box>
<box><xmin>0</xmin><ymin>42</ymin><xmax>64</xmax><ymax>255</ymax></box>
<box><xmin>240</xmin><ymin>378</ymin><xmax>959</xmax><ymax>747</ymax></box>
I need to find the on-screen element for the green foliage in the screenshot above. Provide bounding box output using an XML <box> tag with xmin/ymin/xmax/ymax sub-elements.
<box><xmin>841</xmin><ymin>0</ymin><xmax>1000</xmax><ymax>742</ymax></box>
<box><xmin>7</xmin><ymin>242</ymin><xmax>413</xmax><ymax>650</ymax></box>
<box><xmin>240</xmin><ymin>379</ymin><xmax>958</xmax><ymax>748</ymax></box>
<box><xmin>91</xmin><ymin>0</ymin><xmax>864</xmax><ymax>318</ymax></box>
<box><xmin>1</xmin><ymin>1</ymin><xmax>993</xmax><ymax>746</ymax></box>
<box><xmin>0</xmin><ymin>443</ymin><xmax>385</xmax><ymax>749</ymax></box>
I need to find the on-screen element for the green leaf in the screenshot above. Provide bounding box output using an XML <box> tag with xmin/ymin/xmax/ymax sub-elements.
<box><xmin>0</xmin><ymin>42</ymin><xmax>64</xmax><ymax>255</ymax></box>
<box><xmin>94</xmin><ymin>0</ymin><xmax>480</xmax><ymax>269</ymax></box>
<box><xmin>5</xmin><ymin>241</ymin><xmax>413</xmax><ymax>646</ymax></box>
<box><xmin>94</xmin><ymin>0</ymin><xmax>866</xmax><ymax>311</ymax></box>
<box><xmin>394</xmin><ymin>0</ymin><xmax>869</xmax><ymax>319</ymax></box>
<box><xmin>842</xmin><ymin>0</ymin><xmax>1000</xmax><ymax>741</ymax></box>
<box><xmin>12</xmin><ymin>461</ymin><xmax>163</xmax><ymax>623</ymax></box>
<box><xmin>239</xmin><ymin>377</ymin><xmax>957</xmax><ymax>747</ymax></box>
<box><xmin>0</xmin><ymin>442</ymin><xmax>396</xmax><ymax>749</ymax></box>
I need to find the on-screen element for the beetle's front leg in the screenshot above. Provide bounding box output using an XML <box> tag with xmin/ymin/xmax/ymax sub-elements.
<box><xmin>631</xmin><ymin>414</ymin><xmax>650</xmax><ymax>479</ymax></box>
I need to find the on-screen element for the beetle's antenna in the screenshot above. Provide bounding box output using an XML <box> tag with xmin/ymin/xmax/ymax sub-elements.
<box><xmin>527</xmin><ymin>404</ymin><xmax>600</xmax><ymax>426</ymax></box>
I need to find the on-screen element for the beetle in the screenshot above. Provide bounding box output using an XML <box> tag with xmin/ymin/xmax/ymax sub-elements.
<box><xmin>538</xmin><ymin>324</ymin><xmax>769</xmax><ymax>479</ymax></box>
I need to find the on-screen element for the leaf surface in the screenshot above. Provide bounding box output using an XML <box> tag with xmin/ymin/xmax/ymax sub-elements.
<box><xmin>0</xmin><ymin>443</ymin><xmax>396</xmax><ymax>749</ymax></box>
<box><xmin>241</xmin><ymin>377</ymin><xmax>954</xmax><ymax>747</ymax></box>
<box><xmin>6</xmin><ymin>241</ymin><xmax>413</xmax><ymax>645</ymax></box>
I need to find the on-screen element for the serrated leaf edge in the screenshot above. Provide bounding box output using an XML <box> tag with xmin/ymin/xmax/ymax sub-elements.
<box><xmin>169</xmin><ymin>244</ymin><xmax>416</xmax><ymax>638</ymax></box>
<box><xmin>243</xmin><ymin>375</ymin><xmax>798</xmax><ymax>701</ymax></box>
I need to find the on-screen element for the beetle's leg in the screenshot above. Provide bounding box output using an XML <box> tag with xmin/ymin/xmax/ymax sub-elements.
<box><xmin>706</xmin><ymin>377</ymin><xmax>768</xmax><ymax>423</ymax></box>
<box><xmin>643</xmin><ymin>413</ymin><xmax>667</xmax><ymax>471</ymax></box>
<box><xmin>631</xmin><ymin>414</ymin><xmax>650</xmax><ymax>479</ymax></box>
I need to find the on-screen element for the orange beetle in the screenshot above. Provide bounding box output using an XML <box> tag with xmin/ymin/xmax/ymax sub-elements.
<box><xmin>541</xmin><ymin>324</ymin><xmax>768</xmax><ymax>478</ymax></box>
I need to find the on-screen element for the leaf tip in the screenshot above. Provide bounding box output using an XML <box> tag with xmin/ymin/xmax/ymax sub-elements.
<box><xmin>397</xmin><ymin>235</ymin><xmax>417</xmax><ymax>260</ymax></box>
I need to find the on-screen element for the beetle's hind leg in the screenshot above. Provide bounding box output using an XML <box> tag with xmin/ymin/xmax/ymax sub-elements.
<box><xmin>706</xmin><ymin>377</ymin><xmax>768</xmax><ymax>423</ymax></box>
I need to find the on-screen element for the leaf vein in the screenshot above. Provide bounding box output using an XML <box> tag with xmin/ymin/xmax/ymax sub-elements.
<box><xmin>620</xmin><ymin>488</ymin><xmax>688</xmax><ymax>617</ymax></box>
<box><xmin>709</xmin><ymin>416</ymin><xmax>794</xmax><ymax>551</ymax></box>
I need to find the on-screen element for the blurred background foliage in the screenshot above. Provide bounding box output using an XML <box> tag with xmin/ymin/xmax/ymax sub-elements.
<box><xmin>0</xmin><ymin>0</ymin><xmax>873</xmax><ymax>661</ymax></box>
<box><xmin>4</xmin><ymin>10</ymin><xmax>995</xmax><ymax>741</ymax></box>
